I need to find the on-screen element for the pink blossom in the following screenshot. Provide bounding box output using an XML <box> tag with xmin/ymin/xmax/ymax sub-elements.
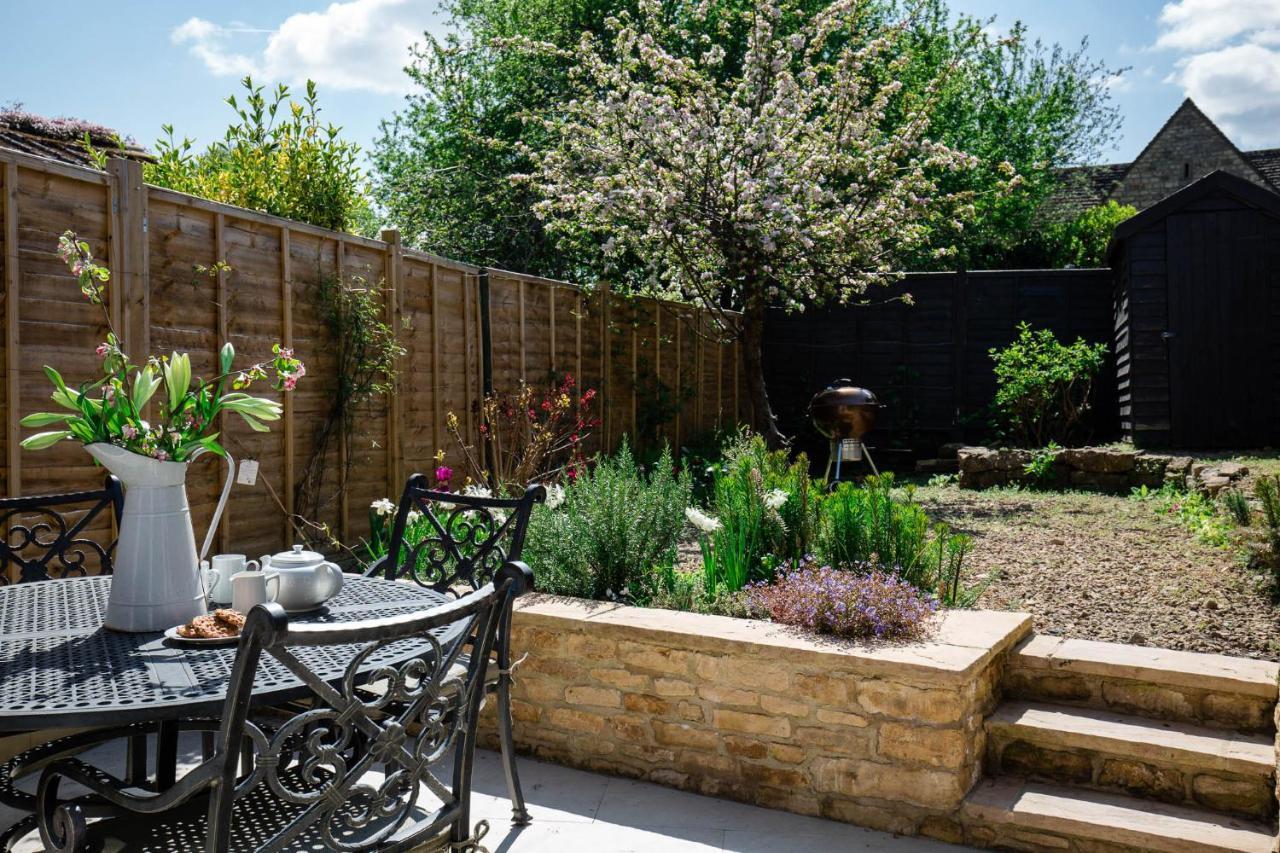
<box><xmin>434</xmin><ymin>465</ymin><xmax>453</xmax><ymax>486</ymax></box>
<box><xmin>95</xmin><ymin>343</ymin><xmax>109</xmax><ymax>360</ymax></box>
<box><xmin>121</xmin><ymin>423</ymin><xmax>138</xmax><ymax>440</ymax></box>
<box><xmin>152</xmin><ymin>448</ymin><xmax>169</xmax><ymax>461</ymax></box>
<box><xmin>283</xmin><ymin>375</ymin><xmax>298</xmax><ymax>391</ymax></box>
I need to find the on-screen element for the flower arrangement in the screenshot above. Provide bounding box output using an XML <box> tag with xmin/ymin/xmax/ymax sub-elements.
<box><xmin>747</xmin><ymin>560</ymin><xmax>936</xmax><ymax>641</ymax></box>
<box><xmin>20</xmin><ymin>231</ymin><xmax>304</xmax><ymax>461</ymax></box>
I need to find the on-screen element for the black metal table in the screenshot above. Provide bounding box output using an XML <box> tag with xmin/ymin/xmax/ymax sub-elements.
<box><xmin>0</xmin><ymin>575</ymin><xmax>455</xmax><ymax>731</ymax></box>
<box><xmin>0</xmin><ymin>575</ymin><xmax>457</xmax><ymax>850</ymax></box>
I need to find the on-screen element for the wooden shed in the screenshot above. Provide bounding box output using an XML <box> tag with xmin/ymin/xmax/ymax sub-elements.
<box><xmin>1109</xmin><ymin>170</ymin><xmax>1280</xmax><ymax>448</ymax></box>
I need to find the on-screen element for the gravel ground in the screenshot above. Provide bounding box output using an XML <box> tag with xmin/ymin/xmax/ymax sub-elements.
<box><xmin>914</xmin><ymin>470</ymin><xmax>1280</xmax><ymax>661</ymax></box>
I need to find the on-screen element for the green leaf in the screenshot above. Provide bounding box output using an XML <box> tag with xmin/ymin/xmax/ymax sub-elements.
<box><xmin>235</xmin><ymin>412</ymin><xmax>271</xmax><ymax>433</ymax></box>
<box><xmin>21</xmin><ymin>430</ymin><xmax>72</xmax><ymax>450</ymax></box>
<box><xmin>20</xmin><ymin>412</ymin><xmax>72</xmax><ymax>427</ymax></box>
<box><xmin>49</xmin><ymin>387</ymin><xmax>83</xmax><ymax>412</ymax></box>
<box><xmin>131</xmin><ymin>366</ymin><xmax>161</xmax><ymax>412</ymax></box>
<box><xmin>43</xmin><ymin>366</ymin><xmax>69</xmax><ymax>394</ymax></box>
<box><xmin>165</xmin><ymin>352</ymin><xmax>191</xmax><ymax>413</ymax></box>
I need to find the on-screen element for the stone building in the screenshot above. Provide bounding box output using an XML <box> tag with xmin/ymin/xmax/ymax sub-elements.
<box><xmin>1047</xmin><ymin>98</ymin><xmax>1280</xmax><ymax>216</ymax></box>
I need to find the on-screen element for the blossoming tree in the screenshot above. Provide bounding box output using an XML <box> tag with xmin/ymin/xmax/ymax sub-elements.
<box><xmin>519</xmin><ymin>0</ymin><xmax>1007</xmax><ymax>445</ymax></box>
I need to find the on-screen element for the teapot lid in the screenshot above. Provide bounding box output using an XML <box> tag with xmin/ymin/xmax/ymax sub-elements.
<box><xmin>270</xmin><ymin>544</ymin><xmax>327</xmax><ymax>567</ymax></box>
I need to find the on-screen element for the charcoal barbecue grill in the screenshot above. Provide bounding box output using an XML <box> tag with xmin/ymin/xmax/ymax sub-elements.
<box><xmin>808</xmin><ymin>379</ymin><xmax>883</xmax><ymax>482</ymax></box>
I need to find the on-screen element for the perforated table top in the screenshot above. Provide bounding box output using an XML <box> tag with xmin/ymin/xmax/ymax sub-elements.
<box><xmin>0</xmin><ymin>576</ymin><xmax>454</xmax><ymax>731</ymax></box>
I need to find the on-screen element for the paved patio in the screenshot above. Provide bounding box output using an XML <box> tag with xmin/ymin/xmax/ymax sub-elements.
<box><xmin>469</xmin><ymin>750</ymin><xmax>969</xmax><ymax>851</ymax></box>
<box><xmin>0</xmin><ymin>741</ymin><xmax>968</xmax><ymax>852</ymax></box>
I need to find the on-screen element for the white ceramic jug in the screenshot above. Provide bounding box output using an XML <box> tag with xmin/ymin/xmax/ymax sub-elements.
<box><xmin>86</xmin><ymin>443</ymin><xmax>234</xmax><ymax>632</ymax></box>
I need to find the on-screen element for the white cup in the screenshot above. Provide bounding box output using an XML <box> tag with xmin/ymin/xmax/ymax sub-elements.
<box><xmin>230</xmin><ymin>570</ymin><xmax>280</xmax><ymax>613</ymax></box>
<box><xmin>206</xmin><ymin>555</ymin><xmax>259</xmax><ymax>605</ymax></box>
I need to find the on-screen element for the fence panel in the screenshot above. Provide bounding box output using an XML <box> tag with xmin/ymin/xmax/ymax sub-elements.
<box><xmin>0</xmin><ymin>150</ymin><xmax>746</xmax><ymax>564</ymax></box>
<box><xmin>764</xmin><ymin>268</ymin><xmax>1117</xmax><ymax>464</ymax></box>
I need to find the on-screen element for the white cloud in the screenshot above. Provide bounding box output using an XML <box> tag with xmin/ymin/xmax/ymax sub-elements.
<box><xmin>1156</xmin><ymin>0</ymin><xmax>1280</xmax><ymax>146</ymax></box>
<box><xmin>1155</xmin><ymin>0</ymin><xmax>1280</xmax><ymax>50</ymax></box>
<box><xmin>172</xmin><ymin>0</ymin><xmax>433</xmax><ymax>95</ymax></box>
<box><xmin>1174</xmin><ymin>43</ymin><xmax>1280</xmax><ymax>146</ymax></box>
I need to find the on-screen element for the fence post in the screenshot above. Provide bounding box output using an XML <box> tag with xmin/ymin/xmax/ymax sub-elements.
<box><xmin>107</xmin><ymin>158</ymin><xmax>149</xmax><ymax>367</ymax></box>
<box><xmin>3</xmin><ymin>161</ymin><xmax>19</xmax><ymax>498</ymax></box>
<box><xmin>599</xmin><ymin>282</ymin><xmax>611</xmax><ymax>449</ymax></box>
<box><xmin>478</xmin><ymin>269</ymin><xmax>493</xmax><ymax>397</ymax></box>
<box><xmin>280</xmin><ymin>226</ymin><xmax>294</xmax><ymax>544</ymax></box>
<box><xmin>952</xmin><ymin>267</ymin><xmax>968</xmax><ymax>443</ymax></box>
<box><xmin>381</xmin><ymin>229</ymin><xmax>403</xmax><ymax>497</ymax></box>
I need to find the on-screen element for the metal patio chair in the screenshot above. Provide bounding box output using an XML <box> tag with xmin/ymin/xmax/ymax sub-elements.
<box><xmin>365</xmin><ymin>475</ymin><xmax>545</xmax><ymax>825</ymax></box>
<box><xmin>0</xmin><ymin>475</ymin><xmax>123</xmax><ymax>585</ymax></box>
<box><xmin>33</xmin><ymin>563</ymin><xmax>531</xmax><ymax>852</ymax></box>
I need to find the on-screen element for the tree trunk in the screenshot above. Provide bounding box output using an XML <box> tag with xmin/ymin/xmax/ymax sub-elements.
<box><xmin>741</xmin><ymin>299</ymin><xmax>787</xmax><ymax>449</ymax></box>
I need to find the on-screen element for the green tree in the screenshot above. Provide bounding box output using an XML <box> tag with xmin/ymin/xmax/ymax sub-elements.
<box><xmin>372</xmin><ymin>0</ymin><xmax>1121</xmax><ymax>276</ymax></box>
<box><xmin>146</xmin><ymin>78</ymin><xmax>371</xmax><ymax>234</ymax></box>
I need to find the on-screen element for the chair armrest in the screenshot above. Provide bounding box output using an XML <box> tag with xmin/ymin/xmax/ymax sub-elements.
<box><xmin>363</xmin><ymin>553</ymin><xmax>390</xmax><ymax>578</ymax></box>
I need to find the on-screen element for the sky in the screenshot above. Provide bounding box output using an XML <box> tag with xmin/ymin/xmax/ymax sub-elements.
<box><xmin>4</xmin><ymin>0</ymin><xmax>1280</xmax><ymax>166</ymax></box>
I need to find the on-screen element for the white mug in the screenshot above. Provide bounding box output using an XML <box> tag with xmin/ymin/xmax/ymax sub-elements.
<box><xmin>206</xmin><ymin>555</ymin><xmax>259</xmax><ymax>605</ymax></box>
<box><xmin>230</xmin><ymin>570</ymin><xmax>280</xmax><ymax>613</ymax></box>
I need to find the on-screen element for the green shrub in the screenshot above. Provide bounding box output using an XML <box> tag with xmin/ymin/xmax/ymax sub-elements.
<box><xmin>1133</xmin><ymin>482</ymin><xmax>1232</xmax><ymax>548</ymax></box>
<box><xmin>816</xmin><ymin>475</ymin><xmax>931</xmax><ymax>583</ymax></box>
<box><xmin>716</xmin><ymin>432</ymin><xmax>816</xmax><ymax>562</ymax></box>
<box><xmin>1253</xmin><ymin>476</ymin><xmax>1280</xmax><ymax>594</ymax></box>
<box><xmin>990</xmin><ymin>323</ymin><xmax>1107</xmax><ymax>447</ymax></box>
<box><xmin>693</xmin><ymin>432</ymin><xmax>816</xmax><ymax>594</ymax></box>
<box><xmin>814</xmin><ymin>474</ymin><xmax>984</xmax><ymax>606</ymax></box>
<box><xmin>523</xmin><ymin>441</ymin><xmax>690</xmax><ymax>600</ymax></box>
<box><xmin>144</xmin><ymin>77</ymin><xmax>370</xmax><ymax>234</ymax></box>
<box><xmin>1042</xmin><ymin>200</ymin><xmax>1136</xmax><ymax>268</ymax></box>
<box><xmin>1222</xmin><ymin>489</ymin><xmax>1251</xmax><ymax>527</ymax></box>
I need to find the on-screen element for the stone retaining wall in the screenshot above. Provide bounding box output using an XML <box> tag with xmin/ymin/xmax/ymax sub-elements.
<box><xmin>479</xmin><ymin>597</ymin><xmax>1031</xmax><ymax>840</ymax></box>
<box><xmin>954</xmin><ymin>446</ymin><xmax>1241</xmax><ymax>493</ymax></box>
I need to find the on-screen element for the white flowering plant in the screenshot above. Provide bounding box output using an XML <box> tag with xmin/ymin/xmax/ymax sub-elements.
<box><xmin>21</xmin><ymin>232</ymin><xmax>305</xmax><ymax>462</ymax></box>
<box><xmin>514</xmin><ymin>0</ymin><xmax>1010</xmax><ymax>444</ymax></box>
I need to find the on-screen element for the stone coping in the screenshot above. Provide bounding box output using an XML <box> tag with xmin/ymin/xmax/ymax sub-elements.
<box><xmin>512</xmin><ymin>596</ymin><xmax>1032</xmax><ymax>686</ymax></box>
<box><xmin>1014</xmin><ymin>635</ymin><xmax>1279</xmax><ymax>700</ymax></box>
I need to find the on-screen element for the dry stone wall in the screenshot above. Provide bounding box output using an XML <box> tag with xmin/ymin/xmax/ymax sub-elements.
<box><xmin>479</xmin><ymin>597</ymin><xmax>1031</xmax><ymax>840</ymax></box>
<box><xmin>954</xmin><ymin>446</ymin><xmax>1246</xmax><ymax>493</ymax></box>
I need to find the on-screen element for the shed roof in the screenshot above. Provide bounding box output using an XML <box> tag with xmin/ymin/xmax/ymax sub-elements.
<box><xmin>1107</xmin><ymin>169</ymin><xmax>1280</xmax><ymax>263</ymax></box>
<box><xmin>0</xmin><ymin>109</ymin><xmax>151</xmax><ymax>168</ymax></box>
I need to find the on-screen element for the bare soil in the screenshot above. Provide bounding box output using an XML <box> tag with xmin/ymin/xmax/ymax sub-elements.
<box><xmin>914</xmin><ymin>461</ymin><xmax>1280</xmax><ymax>661</ymax></box>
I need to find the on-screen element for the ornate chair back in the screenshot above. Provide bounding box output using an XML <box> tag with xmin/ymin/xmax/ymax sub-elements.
<box><xmin>370</xmin><ymin>475</ymin><xmax>545</xmax><ymax>595</ymax></box>
<box><xmin>0</xmin><ymin>476</ymin><xmax>123</xmax><ymax>585</ymax></box>
<box><xmin>230</xmin><ymin>565</ymin><xmax>527</xmax><ymax>850</ymax></box>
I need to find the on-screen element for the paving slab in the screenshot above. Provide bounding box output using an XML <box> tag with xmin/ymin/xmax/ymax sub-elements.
<box><xmin>0</xmin><ymin>738</ymin><xmax>974</xmax><ymax>851</ymax></box>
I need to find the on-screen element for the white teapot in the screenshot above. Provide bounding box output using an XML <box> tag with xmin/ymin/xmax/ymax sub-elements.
<box><xmin>260</xmin><ymin>545</ymin><xmax>345</xmax><ymax>612</ymax></box>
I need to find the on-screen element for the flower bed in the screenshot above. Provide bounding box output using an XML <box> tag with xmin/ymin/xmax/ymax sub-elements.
<box><xmin>479</xmin><ymin>595</ymin><xmax>1031</xmax><ymax>839</ymax></box>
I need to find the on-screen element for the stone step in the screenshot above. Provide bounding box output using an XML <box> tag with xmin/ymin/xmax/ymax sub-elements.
<box><xmin>987</xmin><ymin>701</ymin><xmax>1276</xmax><ymax>819</ymax></box>
<box><xmin>962</xmin><ymin>777</ymin><xmax>1277</xmax><ymax>853</ymax></box>
<box><xmin>1006</xmin><ymin>634</ymin><xmax>1279</xmax><ymax>733</ymax></box>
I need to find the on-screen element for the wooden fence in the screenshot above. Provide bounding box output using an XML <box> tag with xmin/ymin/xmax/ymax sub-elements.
<box><xmin>0</xmin><ymin>150</ymin><xmax>746</xmax><ymax>563</ymax></box>
<box><xmin>764</xmin><ymin>268</ymin><xmax>1117</xmax><ymax>464</ymax></box>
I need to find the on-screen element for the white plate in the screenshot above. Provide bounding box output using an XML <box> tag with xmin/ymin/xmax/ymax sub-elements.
<box><xmin>163</xmin><ymin>625</ymin><xmax>241</xmax><ymax>646</ymax></box>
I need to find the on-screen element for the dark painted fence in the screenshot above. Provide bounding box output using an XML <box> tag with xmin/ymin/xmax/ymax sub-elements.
<box><xmin>764</xmin><ymin>268</ymin><xmax>1118</xmax><ymax>464</ymax></box>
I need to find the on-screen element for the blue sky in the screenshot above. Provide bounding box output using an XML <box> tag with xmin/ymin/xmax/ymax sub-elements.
<box><xmin>5</xmin><ymin>0</ymin><xmax>1279</xmax><ymax>165</ymax></box>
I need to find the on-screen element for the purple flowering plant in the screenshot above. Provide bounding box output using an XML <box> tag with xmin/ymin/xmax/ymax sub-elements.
<box><xmin>747</xmin><ymin>559</ymin><xmax>936</xmax><ymax>641</ymax></box>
